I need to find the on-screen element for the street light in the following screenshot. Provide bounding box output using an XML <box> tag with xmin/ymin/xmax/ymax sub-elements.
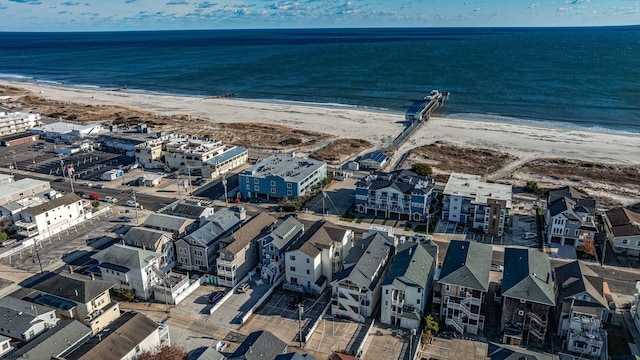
<box><xmin>298</xmin><ymin>303</ymin><xmax>304</xmax><ymax>348</ymax></box>
<box><xmin>409</xmin><ymin>328</ymin><xmax>417</xmax><ymax>358</ymax></box>
<box><xmin>222</xmin><ymin>176</ymin><xmax>228</xmax><ymax>207</ymax></box>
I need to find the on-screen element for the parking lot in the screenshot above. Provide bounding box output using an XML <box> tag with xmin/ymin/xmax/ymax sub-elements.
<box><xmin>305</xmin><ymin>177</ymin><xmax>357</xmax><ymax>217</ymax></box>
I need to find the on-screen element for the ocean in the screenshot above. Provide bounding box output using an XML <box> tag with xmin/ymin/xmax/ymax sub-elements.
<box><xmin>0</xmin><ymin>27</ymin><xmax>639</xmax><ymax>133</ymax></box>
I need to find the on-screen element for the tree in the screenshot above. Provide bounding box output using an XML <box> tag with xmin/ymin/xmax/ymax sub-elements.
<box><xmin>422</xmin><ymin>314</ymin><xmax>439</xmax><ymax>344</ymax></box>
<box><xmin>0</xmin><ymin>232</ymin><xmax>7</xmax><ymax>243</ymax></box>
<box><xmin>524</xmin><ymin>181</ymin><xmax>539</xmax><ymax>194</ymax></box>
<box><xmin>412</xmin><ymin>163</ymin><xmax>433</xmax><ymax>177</ymax></box>
<box><xmin>136</xmin><ymin>345</ymin><xmax>187</xmax><ymax>360</ymax></box>
<box><xmin>579</xmin><ymin>239</ymin><xmax>596</xmax><ymax>256</ymax></box>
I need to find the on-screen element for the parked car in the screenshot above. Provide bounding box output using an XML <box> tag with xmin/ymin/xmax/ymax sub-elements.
<box><xmin>103</xmin><ymin>196</ymin><xmax>118</xmax><ymax>203</ymax></box>
<box><xmin>192</xmin><ymin>178</ymin><xmax>205</xmax><ymax>186</ymax></box>
<box><xmin>36</xmin><ymin>142</ymin><xmax>46</xmax><ymax>149</ymax></box>
<box><xmin>207</xmin><ymin>291</ymin><xmax>225</xmax><ymax>304</ymax></box>
<box><xmin>522</xmin><ymin>232</ymin><xmax>537</xmax><ymax>240</ymax></box>
<box><xmin>81</xmin><ymin>181</ymin><xmax>93</xmax><ymax>187</ymax></box>
<box><xmin>88</xmin><ymin>193</ymin><xmax>101</xmax><ymax>200</ymax></box>
<box><xmin>75</xmin><ymin>191</ymin><xmax>86</xmax><ymax>198</ymax></box>
<box><xmin>53</xmin><ymin>177</ymin><xmax>65</xmax><ymax>182</ymax></box>
<box><xmin>93</xmin><ymin>184</ymin><xmax>104</xmax><ymax>189</ymax></box>
<box><xmin>237</xmin><ymin>283</ymin><xmax>250</xmax><ymax>293</ymax></box>
<box><xmin>116</xmin><ymin>216</ymin><xmax>133</xmax><ymax>223</ymax></box>
<box><xmin>125</xmin><ymin>200</ymin><xmax>139</xmax><ymax>207</ymax></box>
<box><xmin>490</xmin><ymin>263</ymin><xmax>504</xmax><ymax>272</ymax></box>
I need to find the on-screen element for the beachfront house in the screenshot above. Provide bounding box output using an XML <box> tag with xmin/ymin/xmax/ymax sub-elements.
<box><xmin>357</xmin><ymin>151</ymin><xmax>388</xmax><ymax>169</ymax></box>
<box><xmin>330</xmin><ymin>230</ymin><xmax>395</xmax><ymax>322</ymax></box>
<box><xmin>555</xmin><ymin>261</ymin><xmax>610</xmax><ymax>358</ymax></box>
<box><xmin>238</xmin><ymin>154</ymin><xmax>327</xmax><ymax>200</ymax></box>
<box><xmin>176</xmin><ymin>206</ymin><xmax>246</xmax><ymax>272</ymax></box>
<box><xmin>441</xmin><ymin>173</ymin><xmax>512</xmax><ymax>236</ymax></box>
<box><xmin>355</xmin><ymin>169</ymin><xmax>435</xmax><ymax>222</ymax></box>
<box><xmin>0</xmin><ymin>296</ymin><xmax>58</xmax><ymax>342</ymax></box>
<box><xmin>380</xmin><ymin>241</ymin><xmax>438</xmax><ymax>330</ymax></box>
<box><xmin>217</xmin><ymin>212</ymin><xmax>277</xmax><ymax>287</ymax></box>
<box><xmin>603</xmin><ymin>207</ymin><xmax>640</xmax><ymax>256</ymax></box>
<box><xmin>546</xmin><ymin>186</ymin><xmax>597</xmax><ymax>247</ymax></box>
<box><xmin>258</xmin><ymin>215</ymin><xmax>305</xmax><ymax>283</ymax></box>
<box><xmin>435</xmin><ymin>240</ymin><xmax>491</xmax><ymax>335</ymax></box>
<box><xmin>30</xmin><ymin>272</ymin><xmax>120</xmax><ymax>334</ymax></box>
<box><xmin>91</xmin><ymin>244</ymin><xmax>164</xmax><ymax>301</ymax></box>
<box><xmin>122</xmin><ymin>226</ymin><xmax>175</xmax><ymax>270</ymax></box>
<box><xmin>500</xmin><ymin>248</ymin><xmax>555</xmax><ymax>345</ymax></box>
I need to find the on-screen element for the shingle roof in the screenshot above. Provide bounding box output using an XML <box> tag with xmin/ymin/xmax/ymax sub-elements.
<box><xmin>438</xmin><ymin>240</ymin><xmax>491</xmax><ymax>292</ymax></box>
<box><xmin>606</xmin><ymin>207</ymin><xmax>640</xmax><ymax>237</ymax></box>
<box><xmin>25</xmin><ymin>192</ymin><xmax>82</xmax><ymax>216</ymax></box>
<box><xmin>10</xmin><ymin>320</ymin><xmax>91</xmax><ymax>360</ymax></box>
<box><xmin>275</xmin><ymin>353</ymin><xmax>316</xmax><ymax>360</ymax></box>
<box><xmin>188</xmin><ymin>347</ymin><xmax>226</xmax><ymax>360</ymax></box>
<box><xmin>170</xmin><ymin>203</ymin><xmax>211</xmax><ymax>218</ymax></box>
<box><xmin>357</xmin><ymin>169</ymin><xmax>434</xmax><ymax>195</ymax></box>
<box><xmin>0</xmin><ymin>296</ymin><xmax>54</xmax><ymax>335</ymax></box>
<box><xmin>66</xmin><ymin>312</ymin><xmax>159</xmax><ymax>360</ymax></box>
<box><xmin>123</xmin><ymin>227</ymin><xmax>171</xmax><ymax>251</ymax></box>
<box><xmin>502</xmin><ymin>248</ymin><xmax>555</xmax><ymax>306</ymax></box>
<box><xmin>224</xmin><ymin>212</ymin><xmax>276</xmax><ymax>255</ymax></box>
<box><xmin>31</xmin><ymin>272</ymin><xmax>114</xmax><ymax>304</ymax></box>
<box><xmin>554</xmin><ymin>260</ymin><xmax>609</xmax><ymax>309</ymax></box>
<box><xmin>144</xmin><ymin>213</ymin><xmax>193</xmax><ymax>232</ymax></box>
<box><xmin>265</xmin><ymin>215</ymin><xmax>304</xmax><ymax>249</ymax></box>
<box><xmin>92</xmin><ymin>244</ymin><xmax>162</xmax><ymax>271</ymax></box>
<box><xmin>488</xmin><ymin>342</ymin><xmax>558</xmax><ymax>360</ymax></box>
<box><xmin>229</xmin><ymin>330</ymin><xmax>287</xmax><ymax>360</ymax></box>
<box><xmin>333</xmin><ymin>232</ymin><xmax>394</xmax><ymax>290</ymax></box>
<box><xmin>185</xmin><ymin>207</ymin><xmax>243</xmax><ymax>246</ymax></box>
<box><xmin>382</xmin><ymin>241</ymin><xmax>438</xmax><ymax>292</ymax></box>
<box><xmin>548</xmin><ymin>186</ymin><xmax>586</xmax><ymax>203</ymax></box>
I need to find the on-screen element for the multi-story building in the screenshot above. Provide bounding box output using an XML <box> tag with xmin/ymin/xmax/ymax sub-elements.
<box><xmin>380</xmin><ymin>241</ymin><xmax>438</xmax><ymax>330</ymax></box>
<box><xmin>143</xmin><ymin>213</ymin><xmax>195</xmax><ymax>238</ymax></box>
<box><xmin>0</xmin><ymin>111</ymin><xmax>41</xmax><ymax>137</ymax></box>
<box><xmin>229</xmin><ymin>330</ymin><xmax>288</xmax><ymax>360</ymax></box>
<box><xmin>201</xmin><ymin>145</ymin><xmax>249</xmax><ymax>179</ymax></box>
<box><xmin>238</xmin><ymin>154</ymin><xmax>327</xmax><ymax>199</ymax></box>
<box><xmin>14</xmin><ymin>193</ymin><xmax>88</xmax><ymax>238</ymax></box>
<box><xmin>31</xmin><ymin>272</ymin><xmax>120</xmax><ymax>334</ymax></box>
<box><xmin>604</xmin><ymin>207</ymin><xmax>640</xmax><ymax>256</ymax></box>
<box><xmin>92</xmin><ymin>244</ymin><xmax>164</xmax><ymax>301</ymax></box>
<box><xmin>123</xmin><ymin>227</ymin><xmax>175</xmax><ymax>270</ymax></box>
<box><xmin>355</xmin><ymin>169</ymin><xmax>435</xmax><ymax>221</ymax></box>
<box><xmin>0</xmin><ymin>296</ymin><xmax>58</xmax><ymax>341</ymax></box>
<box><xmin>546</xmin><ymin>186</ymin><xmax>597</xmax><ymax>247</ymax></box>
<box><xmin>66</xmin><ymin>312</ymin><xmax>170</xmax><ymax>360</ymax></box>
<box><xmin>435</xmin><ymin>240</ymin><xmax>492</xmax><ymax>335</ymax></box>
<box><xmin>330</xmin><ymin>230</ymin><xmax>395</xmax><ymax>322</ymax></box>
<box><xmin>258</xmin><ymin>215</ymin><xmax>305</xmax><ymax>282</ymax></box>
<box><xmin>0</xmin><ymin>178</ymin><xmax>51</xmax><ymax>206</ymax></box>
<box><xmin>501</xmin><ymin>248</ymin><xmax>555</xmax><ymax>345</ymax></box>
<box><xmin>8</xmin><ymin>320</ymin><xmax>92</xmax><ymax>360</ymax></box>
<box><xmin>441</xmin><ymin>173</ymin><xmax>512</xmax><ymax>236</ymax></box>
<box><xmin>176</xmin><ymin>206</ymin><xmax>245</xmax><ymax>272</ymax></box>
<box><xmin>555</xmin><ymin>260</ymin><xmax>610</xmax><ymax>358</ymax></box>
<box><xmin>217</xmin><ymin>212</ymin><xmax>277</xmax><ymax>287</ymax></box>
<box><xmin>167</xmin><ymin>201</ymin><xmax>215</xmax><ymax>220</ymax></box>
<box><xmin>283</xmin><ymin>221</ymin><xmax>354</xmax><ymax>295</ymax></box>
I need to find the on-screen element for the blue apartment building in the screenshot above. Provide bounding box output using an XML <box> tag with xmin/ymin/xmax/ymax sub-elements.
<box><xmin>239</xmin><ymin>154</ymin><xmax>327</xmax><ymax>199</ymax></box>
<box><xmin>355</xmin><ymin>169</ymin><xmax>435</xmax><ymax>221</ymax></box>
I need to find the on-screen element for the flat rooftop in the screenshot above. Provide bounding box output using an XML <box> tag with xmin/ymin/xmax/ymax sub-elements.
<box><xmin>242</xmin><ymin>154</ymin><xmax>325</xmax><ymax>183</ymax></box>
<box><xmin>443</xmin><ymin>172</ymin><xmax>512</xmax><ymax>205</ymax></box>
<box><xmin>32</xmin><ymin>121</ymin><xmax>98</xmax><ymax>134</ymax></box>
<box><xmin>0</xmin><ymin>178</ymin><xmax>49</xmax><ymax>199</ymax></box>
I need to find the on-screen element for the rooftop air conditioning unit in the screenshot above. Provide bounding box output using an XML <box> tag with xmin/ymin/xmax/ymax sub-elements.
<box><xmin>517</xmin><ymin>310</ymin><xmax>525</xmax><ymax>316</ymax></box>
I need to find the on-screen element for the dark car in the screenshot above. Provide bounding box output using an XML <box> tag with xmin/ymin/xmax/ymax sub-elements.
<box><xmin>192</xmin><ymin>178</ymin><xmax>205</xmax><ymax>186</ymax></box>
<box><xmin>53</xmin><ymin>177</ymin><xmax>66</xmax><ymax>182</ymax></box>
<box><xmin>75</xmin><ymin>191</ymin><xmax>86</xmax><ymax>198</ymax></box>
<box><xmin>207</xmin><ymin>291</ymin><xmax>224</xmax><ymax>304</ymax></box>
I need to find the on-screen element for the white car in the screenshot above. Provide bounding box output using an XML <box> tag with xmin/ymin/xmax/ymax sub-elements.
<box><xmin>81</xmin><ymin>181</ymin><xmax>93</xmax><ymax>187</ymax></box>
<box><xmin>490</xmin><ymin>263</ymin><xmax>504</xmax><ymax>272</ymax></box>
<box><xmin>522</xmin><ymin>232</ymin><xmax>537</xmax><ymax>240</ymax></box>
<box><xmin>125</xmin><ymin>200</ymin><xmax>139</xmax><ymax>207</ymax></box>
<box><xmin>103</xmin><ymin>196</ymin><xmax>118</xmax><ymax>203</ymax></box>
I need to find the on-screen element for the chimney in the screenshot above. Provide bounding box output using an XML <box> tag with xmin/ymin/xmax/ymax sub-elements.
<box><xmin>69</xmin><ymin>265</ymin><xmax>74</xmax><ymax>274</ymax></box>
<box><xmin>91</xmin><ymin>273</ymin><xmax>95</xmax><ymax>281</ymax></box>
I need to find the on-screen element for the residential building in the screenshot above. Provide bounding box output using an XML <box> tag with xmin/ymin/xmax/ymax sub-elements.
<box><xmin>487</xmin><ymin>342</ymin><xmax>559</xmax><ymax>360</ymax></box>
<box><xmin>201</xmin><ymin>145</ymin><xmax>249</xmax><ymax>179</ymax></box>
<box><xmin>176</xmin><ymin>206</ymin><xmax>245</xmax><ymax>272</ymax></box>
<box><xmin>633</xmin><ymin>282</ymin><xmax>640</xmax><ymax>341</ymax></box>
<box><xmin>441</xmin><ymin>173</ymin><xmax>512</xmax><ymax>236</ymax></box>
<box><xmin>0</xmin><ymin>178</ymin><xmax>50</xmax><ymax>206</ymax></box>
<box><xmin>357</xmin><ymin>151</ymin><xmax>388</xmax><ymax>169</ymax></box>
<box><xmin>188</xmin><ymin>347</ymin><xmax>227</xmax><ymax>360</ymax></box>
<box><xmin>92</xmin><ymin>244</ymin><xmax>165</xmax><ymax>301</ymax></box>
<box><xmin>0</xmin><ymin>111</ymin><xmax>41</xmax><ymax>137</ymax></box>
<box><xmin>330</xmin><ymin>230</ymin><xmax>395</xmax><ymax>322</ymax></box>
<box><xmin>31</xmin><ymin>121</ymin><xmax>102</xmax><ymax>141</ymax></box>
<box><xmin>143</xmin><ymin>213</ymin><xmax>195</xmax><ymax>238</ymax></box>
<box><xmin>217</xmin><ymin>212</ymin><xmax>277</xmax><ymax>287</ymax></box>
<box><xmin>355</xmin><ymin>169</ymin><xmax>435</xmax><ymax>221</ymax></box>
<box><xmin>123</xmin><ymin>226</ymin><xmax>175</xmax><ymax>270</ymax></box>
<box><xmin>0</xmin><ymin>174</ymin><xmax>13</xmax><ymax>186</ymax></box>
<box><xmin>259</xmin><ymin>215</ymin><xmax>305</xmax><ymax>282</ymax></box>
<box><xmin>228</xmin><ymin>330</ymin><xmax>287</xmax><ymax>360</ymax></box>
<box><xmin>501</xmin><ymin>248</ymin><xmax>555</xmax><ymax>345</ymax></box>
<box><xmin>380</xmin><ymin>241</ymin><xmax>438</xmax><ymax>330</ymax></box>
<box><xmin>275</xmin><ymin>353</ymin><xmax>315</xmax><ymax>360</ymax></box>
<box><xmin>31</xmin><ymin>272</ymin><xmax>120</xmax><ymax>333</ymax></box>
<box><xmin>604</xmin><ymin>207</ymin><xmax>640</xmax><ymax>256</ymax></box>
<box><xmin>435</xmin><ymin>240</ymin><xmax>492</xmax><ymax>335</ymax></box>
<box><xmin>284</xmin><ymin>221</ymin><xmax>354</xmax><ymax>296</ymax></box>
<box><xmin>239</xmin><ymin>154</ymin><xmax>327</xmax><ymax>199</ymax></box>
<box><xmin>0</xmin><ymin>296</ymin><xmax>58</xmax><ymax>341</ymax></box>
<box><xmin>14</xmin><ymin>193</ymin><xmax>87</xmax><ymax>238</ymax></box>
<box><xmin>0</xmin><ymin>335</ymin><xmax>12</xmax><ymax>357</ymax></box>
<box><xmin>8</xmin><ymin>320</ymin><xmax>92</xmax><ymax>360</ymax></box>
<box><xmin>546</xmin><ymin>186</ymin><xmax>597</xmax><ymax>247</ymax></box>
<box><xmin>66</xmin><ymin>311</ymin><xmax>170</xmax><ymax>360</ymax></box>
<box><xmin>168</xmin><ymin>201</ymin><xmax>215</xmax><ymax>220</ymax></box>
<box><xmin>555</xmin><ymin>261</ymin><xmax>610</xmax><ymax>358</ymax></box>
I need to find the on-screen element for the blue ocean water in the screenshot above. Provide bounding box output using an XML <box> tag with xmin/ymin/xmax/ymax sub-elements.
<box><xmin>0</xmin><ymin>27</ymin><xmax>639</xmax><ymax>133</ymax></box>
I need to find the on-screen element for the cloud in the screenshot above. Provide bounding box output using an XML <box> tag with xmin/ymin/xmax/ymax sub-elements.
<box><xmin>61</xmin><ymin>1</ymin><xmax>80</xmax><ymax>5</ymax></box>
<box><xmin>8</xmin><ymin>0</ymin><xmax>42</xmax><ymax>4</ymax></box>
<box><xmin>166</xmin><ymin>0</ymin><xmax>188</xmax><ymax>4</ymax></box>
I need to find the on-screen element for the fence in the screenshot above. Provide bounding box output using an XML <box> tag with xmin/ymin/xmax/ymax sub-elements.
<box><xmin>240</xmin><ymin>278</ymin><xmax>283</xmax><ymax>324</ymax></box>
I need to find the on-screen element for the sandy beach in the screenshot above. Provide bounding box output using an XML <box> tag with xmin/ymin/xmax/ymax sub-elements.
<box><xmin>2</xmin><ymin>80</ymin><xmax>639</xmax><ymax>165</ymax></box>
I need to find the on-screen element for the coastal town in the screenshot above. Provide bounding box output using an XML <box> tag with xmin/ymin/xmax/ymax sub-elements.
<box><xmin>0</xmin><ymin>82</ymin><xmax>639</xmax><ymax>360</ymax></box>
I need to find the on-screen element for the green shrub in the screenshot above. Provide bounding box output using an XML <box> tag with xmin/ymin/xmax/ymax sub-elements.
<box><xmin>280</xmin><ymin>138</ymin><xmax>302</xmax><ymax>146</ymax></box>
<box><xmin>412</xmin><ymin>163</ymin><xmax>433</xmax><ymax>176</ymax></box>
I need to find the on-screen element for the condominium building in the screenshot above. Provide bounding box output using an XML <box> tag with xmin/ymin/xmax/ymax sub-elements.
<box><xmin>0</xmin><ymin>111</ymin><xmax>41</xmax><ymax>137</ymax></box>
<box><xmin>441</xmin><ymin>173</ymin><xmax>512</xmax><ymax>236</ymax></box>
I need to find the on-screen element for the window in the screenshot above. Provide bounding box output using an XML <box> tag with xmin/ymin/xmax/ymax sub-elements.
<box><xmin>254</xmin><ymin>185</ymin><xmax>259</xmax><ymax>191</ymax></box>
<box><xmin>306</xmin><ymin>269</ymin><xmax>310</xmax><ymax>274</ymax></box>
<box><xmin>269</xmin><ymin>245</ymin><xmax>274</xmax><ymax>252</ymax></box>
<box><xmin>290</xmin><ymin>255</ymin><xmax>295</xmax><ymax>260</ymax></box>
<box><xmin>417</xmin><ymin>299</ymin><xmax>420</xmax><ymax>304</ymax></box>
<box><xmin>271</xmin><ymin>181</ymin><xmax>276</xmax><ymax>186</ymax></box>
<box><xmin>254</xmin><ymin>179</ymin><xmax>259</xmax><ymax>184</ymax></box>
<box><xmin>290</xmin><ymin>266</ymin><xmax>296</xmax><ymax>272</ymax></box>
<box><xmin>287</xmin><ymin>183</ymin><xmax>292</xmax><ymax>189</ymax></box>
<box><xmin>306</xmin><ymin>258</ymin><xmax>310</xmax><ymax>264</ymax></box>
<box><xmin>385</xmin><ymin>289</ymin><xmax>389</xmax><ymax>295</ymax></box>
<box><xmin>287</xmin><ymin>190</ymin><xmax>292</xmax><ymax>196</ymax></box>
<box><xmin>194</xmin><ymin>250</ymin><xmax>203</xmax><ymax>256</ymax></box>
<box><xmin>622</xmin><ymin>239</ymin><xmax>629</xmax><ymax>245</ymax></box>
<box><xmin>271</xmin><ymin>188</ymin><xmax>276</xmax><ymax>194</ymax></box>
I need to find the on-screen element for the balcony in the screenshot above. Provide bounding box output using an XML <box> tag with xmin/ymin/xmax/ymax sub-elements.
<box><xmin>84</xmin><ymin>302</ymin><xmax>118</xmax><ymax>322</ymax></box>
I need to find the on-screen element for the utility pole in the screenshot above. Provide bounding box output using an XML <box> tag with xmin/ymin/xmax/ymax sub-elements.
<box><xmin>132</xmin><ymin>190</ymin><xmax>139</xmax><ymax>224</ymax></box>
<box><xmin>34</xmin><ymin>242</ymin><xmax>44</xmax><ymax>274</ymax></box>
<box><xmin>187</xmin><ymin>165</ymin><xmax>192</xmax><ymax>195</ymax></box>
<box><xmin>222</xmin><ymin>176</ymin><xmax>228</xmax><ymax>207</ymax></box>
<box><xmin>9</xmin><ymin>150</ymin><xmax>17</xmax><ymax>171</ymax></box>
<box><xmin>298</xmin><ymin>303</ymin><xmax>304</xmax><ymax>348</ymax></box>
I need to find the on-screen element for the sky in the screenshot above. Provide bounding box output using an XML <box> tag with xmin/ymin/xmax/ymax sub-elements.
<box><xmin>0</xmin><ymin>0</ymin><xmax>638</xmax><ymax>31</ymax></box>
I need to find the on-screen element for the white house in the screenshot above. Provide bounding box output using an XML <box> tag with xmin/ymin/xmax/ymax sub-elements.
<box><xmin>0</xmin><ymin>296</ymin><xmax>59</xmax><ymax>341</ymax></box>
<box><xmin>604</xmin><ymin>207</ymin><xmax>640</xmax><ymax>256</ymax></box>
<box><xmin>284</xmin><ymin>241</ymin><xmax>325</xmax><ymax>296</ymax></box>
<box><xmin>546</xmin><ymin>187</ymin><xmax>597</xmax><ymax>247</ymax></box>
<box><xmin>14</xmin><ymin>193</ymin><xmax>88</xmax><ymax>238</ymax></box>
<box><xmin>123</xmin><ymin>227</ymin><xmax>176</xmax><ymax>271</ymax></box>
<box><xmin>92</xmin><ymin>244</ymin><xmax>163</xmax><ymax>301</ymax></box>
